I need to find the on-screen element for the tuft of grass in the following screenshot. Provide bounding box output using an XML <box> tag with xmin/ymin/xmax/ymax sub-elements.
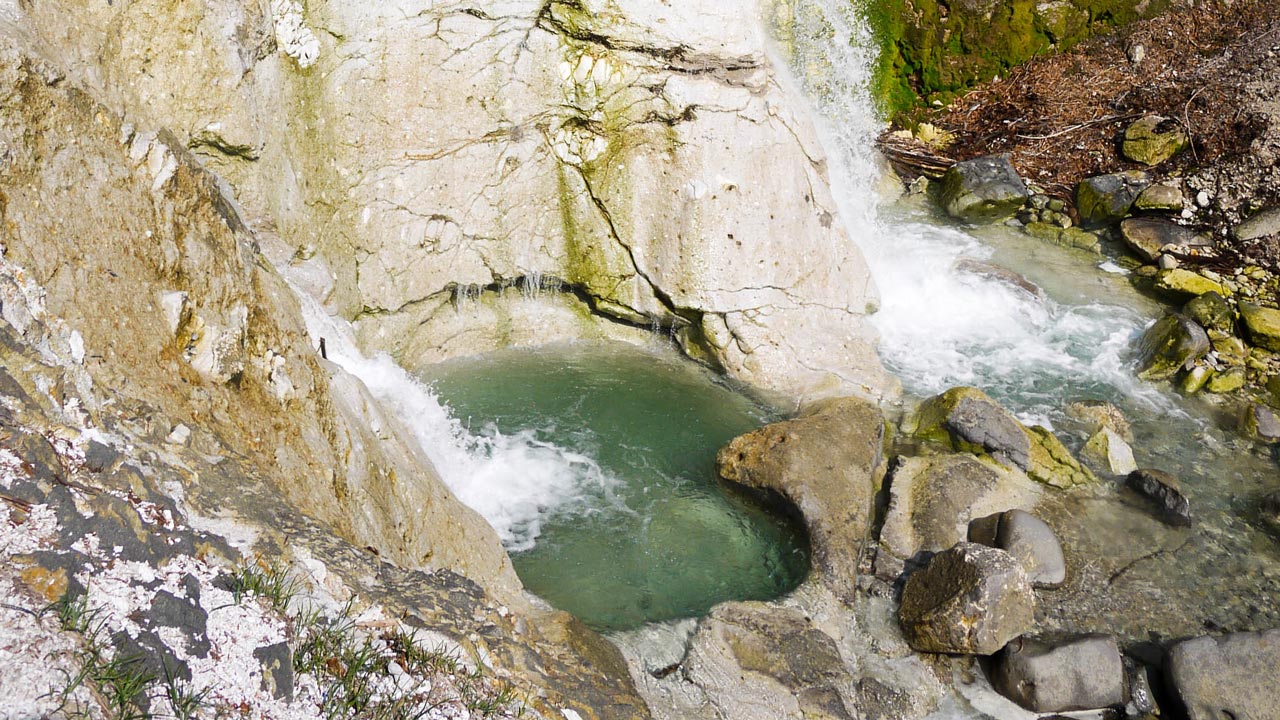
<box><xmin>226</xmin><ymin>559</ymin><xmax>303</xmax><ymax>611</ymax></box>
<box><xmin>43</xmin><ymin>593</ymin><xmax>157</xmax><ymax>720</ymax></box>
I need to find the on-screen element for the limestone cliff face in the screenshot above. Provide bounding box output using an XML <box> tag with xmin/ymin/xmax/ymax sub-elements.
<box><xmin>0</xmin><ymin>42</ymin><xmax>520</xmax><ymax>601</ymax></box>
<box><xmin>9</xmin><ymin>0</ymin><xmax>892</xmax><ymax>402</ymax></box>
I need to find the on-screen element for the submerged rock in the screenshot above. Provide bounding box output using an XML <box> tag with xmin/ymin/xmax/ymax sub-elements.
<box><xmin>913</xmin><ymin>387</ymin><xmax>1096</xmax><ymax>489</ymax></box>
<box><xmin>1076</xmin><ymin>171</ymin><xmax>1150</xmax><ymax>228</ymax></box>
<box><xmin>1064</xmin><ymin>400</ymin><xmax>1134</xmax><ymax>442</ymax></box>
<box><xmin>878</xmin><ymin>455</ymin><xmax>1042</xmax><ymax>577</ymax></box>
<box><xmin>1081</xmin><ymin>427</ymin><xmax>1138</xmax><ymax>476</ymax></box>
<box><xmin>1121</xmin><ymin>115</ymin><xmax>1190</xmax><ymax>166</ymax></box>
<box><xmin>717</xmin><ymin>396</ymin><xmax>883</xmax><ymax>601</ymax></box>
<box><xmin>940</xmin><ymin>154</ymin><xmax>1031</xmax><ymax>222</ymax></box>
<box><xmin>1239</xmin><ymin>301</ymin><xmax>1280</xmax><ymax>351</ymax></box>
<box><xmin>1261</xmin><ymin>490</ymin><xmax>1280</xmax><ymax>534</ymax></box>
<box><xmin>1127</xmin><ymin>469</ymin><xmax>1193</xmax><ymax>526</ymax></box>
<box><xmin>971</xmin><ymin>509</ymin><xmax>1067</xmax><ymax>588</ymax></box>
<box><xmin>992</xmin><ymin>635</ymin><xmax>1125</xmax><ymax>712</ymax></box>
<box><xmin>1166</xmin><ymin>629</ymin><xmax>1280</xmax><ymax>720</ymax></box>
<box><xmin>1134</xmin><ymin>314</ymin><xmax>1210</xmax><ymax>381</ymax></box>
<box><xmin>898</xmin><ymin>543</ymin><xmax>1035</xmax><ymax>655</ymax></box>
<box><xmin>953</xmin><ymin>258</ymin><xmax>1045</xmax><ymax>299</ymax></box>
<box><xmin>1241</xmin><ymin>403</ymin><xmax>1280</xmax><ymax>442</ymax></box>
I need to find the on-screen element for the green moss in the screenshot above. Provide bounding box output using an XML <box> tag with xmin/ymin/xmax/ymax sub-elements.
<box><xmin>858</xmin><ymin>0</ymin><xmax>1171</xmax><ymax>120</ymax></box>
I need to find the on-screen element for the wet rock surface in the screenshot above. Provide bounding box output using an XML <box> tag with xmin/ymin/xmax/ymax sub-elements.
<box><xmin>940</xmin><ymin>154</ymin><xmax>1031</xmax><ymax>222</ymax></box>
<box><xmin>1135</xmin><ymin>314</ymin><xmax>1210</xmax><ymax>381</ymax></box>
<box><xmin>1127</xmin><ymin>469</ymin><xmax>1193</xmax><ymax>527</ymax></box>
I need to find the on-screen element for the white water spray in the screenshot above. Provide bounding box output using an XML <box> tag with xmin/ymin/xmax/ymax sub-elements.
<box><xmin>790</xmin><ymin>0</ymin><xmax>1176</xmax><ymax>420</ymax></box>
<box><xmin>291</xmin><ymin>289</ymin><xmax>619</xmax><ymax>552</ymax></box>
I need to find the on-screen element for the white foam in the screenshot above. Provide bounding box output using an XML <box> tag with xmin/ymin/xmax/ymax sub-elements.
<box><xmin>293</xmin><ymin>292</ymin><xmax>619</xmax><ymax>552</ymax></box>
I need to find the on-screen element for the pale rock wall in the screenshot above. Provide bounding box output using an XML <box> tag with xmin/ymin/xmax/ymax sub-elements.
<box><xmin>0</xmin><ymin>44</ymin><xmax>522</xmax><ymax>603</ymax></box>
<box><xmin>8</xmin><ymin>0</ymin><xmax>892</xmax><ymax>403</ymax></box>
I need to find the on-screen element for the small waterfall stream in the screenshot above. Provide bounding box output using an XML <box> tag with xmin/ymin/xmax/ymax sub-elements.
<box><xmin>794</xmin><ymin>0</ymin><xmax>1280</xmax><ymax>641</ymax></box>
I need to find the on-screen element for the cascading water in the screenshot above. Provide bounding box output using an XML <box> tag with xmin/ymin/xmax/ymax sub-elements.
<box><xmin>791</xmin><ymin>0</ymin><xmax>1280</xmax><ymax>644</ymax></box>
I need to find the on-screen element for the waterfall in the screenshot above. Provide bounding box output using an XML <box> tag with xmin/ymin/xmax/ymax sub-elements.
<box><xmin>290</xmin><ymin>287</ymin><xmax>618</xmax><ymax>553</ymax></box>
<box><xmin>790</xmin><ymin>0</ymin><xmax>1176</xmax><ymax>422</ymax></box>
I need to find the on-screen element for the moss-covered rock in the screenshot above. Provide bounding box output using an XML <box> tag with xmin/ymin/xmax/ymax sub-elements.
<box><xmin>1184</xmin><ymin>292</ymin><xmax>1235</xmax><ymax>334</ymax></box>
<box><xmin>1239</xmin><ymin>302</ymin><xmax>1280</xmax><ymax>352</ymax></box>
<box><xmin>1154</xmin><ymin>269</ymin><xmax>1227</xmax><ymax>298</ymax></box>
<box><xmin>1135</xmin><ymin>314</ymin><xmax>1210</xmax><ymax>381</ymax></box>
<box><xmin>1121</xmin><ymin>115</ymin><xmax>1190</xmax><ymax>166</ymax></box>
<box><xmin>913</xmin><ymin>387</ymin><xmax>1096</xmax><ymax>489</ymax></box>
<box><xmin>1205</xmin><ymin>367</ymin><xmax>1246</xmax><ymax>393</ymax></box>
<box><xmin>1076</xmin><ymin>171</ymin><xmax>1150</xmax><ymax>228</ymax></box>
<box><xmin>940</xmin><ymin>155</ymin><xmax>1031</xmax><ymax>222</ymax></box>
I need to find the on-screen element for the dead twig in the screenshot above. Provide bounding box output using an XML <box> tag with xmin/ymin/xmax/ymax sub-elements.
<box><xmin>1014</xmin><ymin>113</ymin><xmax>1141</xmax><ymax>140</ymax></box>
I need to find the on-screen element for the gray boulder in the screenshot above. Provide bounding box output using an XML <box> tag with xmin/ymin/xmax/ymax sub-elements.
<box><xmin>1077</xmin><ymin>171</ymin><xmax>1151</xmax><ymax>228</ymax></box>
<box><xmin>940</xmin><ymin>155</ymin><xmax>1031</xmax><ymax>222</ymax></box>
<box><xmin>1119</xmin><ymin>217</ymin><xmax>1212</xmax><ymax>263</ymax></box>
<box><xmin>991</xmin><ymin>635</ymin><xmax>1125</xmax><ymax>712</ymax></box>
<box><xmin>1133</xmin><ymin>182</ymin><xmax>1185</xmax><ymax>211</ymax></box>
<box><xmin>1134</xmin><ymin>314</ymin><xmax>1210</xmax><ymax>381</ymax></box>
<box><xmin>1127</xmin><ymin>468</ymin><xmax>1192</xmax><ymax>527</ymax></box>
<box><xmin>898</xmin><ymin>543</ymin><xmax>1035</xmax><ymax>655</ymax></box>
<box><xmin>1167</xmin><ymin>629</ymin><xmax>1280</xmax><ymax>720</ymax></box>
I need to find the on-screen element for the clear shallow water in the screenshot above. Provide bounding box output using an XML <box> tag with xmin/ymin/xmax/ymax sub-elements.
<box><xmin>421</xmin><ymin>343</ymin><xmax>810</xmax><ymax>631</ymax></box>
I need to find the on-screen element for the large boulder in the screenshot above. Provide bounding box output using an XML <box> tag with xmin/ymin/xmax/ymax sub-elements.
<box><xmin>913</xmin><ymin>387</ymin><xmax>1096</xmax><ymax>489</ymax></box>
<box><xmin>992</xmin><ymin>635</ymin><xmax>1125</xmax><ymax>712</ymax></box>
<box><xmin>940</xmin><ymin>155</ymin><xmax>1031</xmax><ymax>222</ymax></box>
<box><xmin>1121</xmin><ymin>115</ymin><xmax>1190</xmax><ymax>166</ymax></box>
<box><xmin>1239</xmin><ymin>302</ymin><xmax>1280</xmax><ymax>352</ymax></box>
<box><xmin>1126</xmin><ymin>469</ymin><xmax>1193</xmax><ymax>527</ymax></box>
<box><xmin>1076</xmin><ymin>171</ymin><xmax>1150</xmax><ymax>228</ymax></box>
<box><xmin>1134</xmin><ymin>314</ymin><xmax>1210</xmax><ymax>381</ymax></box>
<box><xmin>1119</xmin><ymin>217</ymin><xmax>1211</xmax><ymax>263</ymax></box>
<box><xmin>878</xmin><ymin>455</ymin><xmax>1042</xmax><ymax>577</ymax></box>
<box><xmin>1166</xmin><ymin>629</ymin><xmax>1280</xmax><ymax>720</ymax></box>
<box><xmin>717</xmin><ymin>397</ymin><xmax>884</xmax><ymax>601</ymax></box>
<box><xmin>898</xmin><ymin>543</ymin><xmax>1035</xmax><ymax>655</ymax></box>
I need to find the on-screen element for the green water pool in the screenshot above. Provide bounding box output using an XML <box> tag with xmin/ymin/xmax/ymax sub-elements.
<box><xmin>421</xmin><ymin>342</ymin><xmax>810</xmax><ymax>631</ymax></box>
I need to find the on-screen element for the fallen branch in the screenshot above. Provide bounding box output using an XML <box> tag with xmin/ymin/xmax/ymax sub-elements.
<box><xmin>1015</xmin><ymin>113</ymin><xmax>1141</xmax><ymax>140</ymax></box>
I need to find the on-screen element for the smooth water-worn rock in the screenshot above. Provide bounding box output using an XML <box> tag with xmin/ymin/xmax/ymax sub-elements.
<box><xmin>940</xmin><ymin>155</ymin><xmax>1031</xmax><ymax>222</ymax></box>
<box><xmin>1119</xmin><ymin>217</ymin><xmax>1210</xmax><ymax>262</ymax></box>
<box><xmin>1184</xmin><ymin>292</ymin><xmax>1236</xmax><ymax>334</ymax></box>
<box><xmin>1134</xmin><ymin>314</ymin><xmax>1210</xmax><ymax>381</ymax></box>
<box><xmin>1082</xmin><ymin>427</ymin><xmax>1139</xmax><ymax>476</ymax></box>
<box><xmin>992</xmin><ymin>635</ymin><xmax>1125</xmax><ymax>712</ymax></box>
<box><xmin>914</xmin><ymin>387</ymin><xmax>1096</xmax><ymax>488</ymax></box>
<box><xmin>878</xmin><ymin>455</ymin><xmax>1042</xmax><ymax>577</ymax></box>
<box><xmin>1239</xmin><ymin>301</ymin><xmax>1280</xmax><ymax>351</ymax></box>
<box><xmin>1127</xmin><ymin>469</ymin><xmax>1193</xmax><ymax>526</ymax></box>
<box><xmin>1122</xmin><ymin>115</ymin><xmax>1190</xmax><ymax>165</ymax></box>
<box><xmin>717</xmin><ymin>397</ymin><xmax>883</xmax><ymax>601</ymax></box>
<box><xmin>898</xmin><ymin>543</ymin><xmax>1035</xmax><ymax>655</ymax></box>
<box><xmin>991</xmin><ymin>509</ymin><xmax>1067</xmax><ymax>588</ymax></box>
<box><xmin>1077</xmin><ymin>171</ymin><xmax>1151</xmax><ymax>228</ymax></box>
<box><xmin>953</xmin><ymin>258</ymin><xmax>1045</xmax><ymax>299</ymax></box>
<box><xmin>1166</xmin><ymin>629</ymin><xmax>1280</xmax><ymax>720</ymax></box>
